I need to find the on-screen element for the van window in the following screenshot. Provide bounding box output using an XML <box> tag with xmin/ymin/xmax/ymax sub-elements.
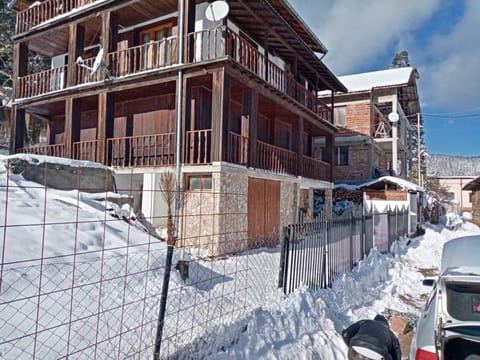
<box><xmin>446</xmin><ymin>282</ymin><xmax>480</xmax><ymax>321</ymax></box>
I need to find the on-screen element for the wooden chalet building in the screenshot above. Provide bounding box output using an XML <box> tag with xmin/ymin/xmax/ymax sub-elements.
<box><xmin>9</xmin><ymin>0</ymin><xmax>346</xmax><ymax>255</ymax></box>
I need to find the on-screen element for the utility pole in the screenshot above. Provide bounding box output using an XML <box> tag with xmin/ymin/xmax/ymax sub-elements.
<box><xmin>417</xmin><ymin>112</ymin><xmax>421</xmax><ymax>186</ymax></box>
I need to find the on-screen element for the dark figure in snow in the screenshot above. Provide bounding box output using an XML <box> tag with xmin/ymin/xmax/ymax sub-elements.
<box><xmin>342</xmin><ymin>315</ymin><xmax>401</xmax><ymax>360</ymax></box>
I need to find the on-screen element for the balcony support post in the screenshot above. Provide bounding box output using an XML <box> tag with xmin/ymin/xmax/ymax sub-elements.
<box><xmin>67</xmin><ymin>23</ymin><xmax>85</xmax><ymax>87</ymax></box>
<box><xmin>326</xmin><ymin>133</ymin><xmax>334</xmax><ymax>182</ymax></box>
<box><xmin>294</xmin><ymin>117</ymin><xmax>304</xmax><ymax>176</ymax></box>
<box><xmin>64</xmin><ymin>98</ymin><xmax>81</xmax><ymax>158</ymax></box>
<box><xmin>211</xmin><ymin>69</ymin><xmax>231</xmax><ymax>162</ymax></box>
<box><xmin>97</xmin><ymin>92</ymin><xmax>114</xmax><ymax>164</ymax></box>
<box><xmin>244</xmin><ymin>87</ymin><xmax>258</xmax><ymax>168</ymax></box>
<box><xmin>10</xmin><ymin>42</ymin><xmax>28</xmax><ymax>153</ymax></box>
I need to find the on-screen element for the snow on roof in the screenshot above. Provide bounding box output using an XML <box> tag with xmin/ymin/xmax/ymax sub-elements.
<box><xmin>337</xmin><ymin>67</ymin><xmax>415</xmax><ymax>93</ymax></box>
<box><xmin>2</xmin><ymin>153</ymin><xmax>108</xmax><ymax>169</ymax></box>
<box><xmin>360</xmin><ymin>176</ymin><xmax>424</xmax><ymax>192</ymax></box>
<box><xmin>441</xmin><ymin>235</ymin><xmax>480</xmax><ymax>275</ymax></box>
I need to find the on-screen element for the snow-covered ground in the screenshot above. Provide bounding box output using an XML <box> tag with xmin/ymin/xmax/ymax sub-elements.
<box><xmin>0</xmin><ymin>154</ymin><xmax>479</xmax><ymax>359</ymax></box>
<box><xmin>207</xmin><ymin>221</ymin><xmax>480</xmax><ymax>359</ymax></box>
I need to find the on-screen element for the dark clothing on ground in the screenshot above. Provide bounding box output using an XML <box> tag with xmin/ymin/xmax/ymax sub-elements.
<box><xmin>342</xmin><ymin>316</ymin><xmax>402</xmax><ymax>360</ymax></box>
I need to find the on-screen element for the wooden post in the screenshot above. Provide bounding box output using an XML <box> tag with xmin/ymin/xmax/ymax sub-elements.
<box><xmin>10</xmin><ymin>42</ymin><xmax>28</xmax><ymax>153</ymax></box>
<box><xmin>244</xmin><ymin>88</ymin><xmax>258</xmax><ymax>168</ymax></box>
<box><xmin>326</xmin><ymin>133</ymin><xmax>334</xmax><ymax>182</ymax></box>
<box><xmin>64</xmin><ymin>98</ymin><xmax>81</xmax><ymax>158</ymax></box>
<box><xmin>67</xmin><ymin>23</ymin><xmax>85</xmax><ymax>87</ymax></box>
<box><xmin>97</xmin><ymin>92</ymin><xmax>114</xmax><ymax>164</ymax></box>
<box><xmin>211</xmin><ymin>69</ymin><xmax>231</xmax><ymax>162</ymax></box>
<box><xmin>296</xmin><ymin>117</ymin><xmax>304</xmax><ymax>176</ymax></box>
<box><xmin>184</xmin><ymin>0</ymin><xmax>196</xmax><ymax>63</ymax></box>
<box><xmin>100</xmin><ymin>11</ymin><xmax>117</xmax><ymax>80</ymax></box>
<box><xmin>181</xmin><ymin>77</ymin><xmax>192</xmax><ymax>164</ymax></box>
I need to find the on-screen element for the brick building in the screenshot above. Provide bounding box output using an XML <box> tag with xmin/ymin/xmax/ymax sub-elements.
<box><xmin>318</xmin><ymin>67</ymin><xmax>421</xmax><ymax>184</ymax></box>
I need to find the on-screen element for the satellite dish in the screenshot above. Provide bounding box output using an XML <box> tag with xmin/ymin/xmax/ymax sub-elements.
<box><xmin>205</xmin><ymin>1</ymin><xmax>229</xmax><ymax>22</ymax></box>
<box><xmin>91</xmin><ymin>48</ymin><xmax>104</xmax><ymax>74</ymax></box>
<box><xmin>388</xmin><ymin>112</ymin><xmax>399</xmax><ymax>123</ymax></box>
<box><xmin>75</xmin><ymin>48</ymin><xmax>112</xmax><ymax>80</ymax></box>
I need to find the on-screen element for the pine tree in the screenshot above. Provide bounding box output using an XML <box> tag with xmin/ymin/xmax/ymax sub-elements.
<box><xmin>0</xmin><ymin>0</ymin><xmax>15</xmax><ymax>87</ymax></box>
<box><xmin>390</xmin><ymin>50</ymin><xmax>410</xmax><ymax>68</ymax></box>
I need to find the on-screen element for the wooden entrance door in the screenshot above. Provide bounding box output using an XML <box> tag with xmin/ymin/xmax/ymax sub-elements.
<box><xmin>247</xmin><ymin>177</ymin><xmax>280</xmax><ymax>248</ymax></box>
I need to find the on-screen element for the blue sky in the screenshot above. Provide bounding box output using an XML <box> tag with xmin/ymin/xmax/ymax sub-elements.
<box><xmin>289</xmin><ymin>0</ymin><xmax>480</xmax><ymax>157</ymax></box>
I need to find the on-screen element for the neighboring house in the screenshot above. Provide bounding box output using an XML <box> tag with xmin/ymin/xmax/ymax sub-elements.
<box><xmin>318</xmin><ymin>67</ymin><xmax>421</xmax><ymax>184</ymax></box>
<box><xmin>360</xmin><ymin>176</ymin><xmax>425</xmax><ymax>236</ymax></box>
<box><xmin>427</xmin><ymin>154</ymin><xmax>480</xmax><ymax>212</ymax></box>
<box><xmin>8</xmin><ymin>0</ymin><xmax>346</xmax><ymax>255</ymax></box>
<box><xmin>463</xmin><ymin>177</ymin><xmax>480</xmax><ymax>225</ymax></box>
<box><xmin>430</xmin><ymin>176</ymin><xmax>475</xmax><ymax>212</ymax></box>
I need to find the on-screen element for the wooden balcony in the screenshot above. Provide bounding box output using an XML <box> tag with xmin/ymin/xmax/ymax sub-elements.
<box><xmin>107</xmin><ymin>133</ymin><xmax>175</xmax><ymax>168</ymax></box>
<box><xmin>301</xmin><ymin>155</ymin><xmax>332</xmax><ymax>182</ymax></box>
<box><xmin>17</xmin><ymin>26</ymin><xmax>331</xmax><ymax>122</ymax></box>
<box><xmin>17</xmin><ymin>144</ymin><xmax>65</xmax><ymax>157</ymax></box>
<box><xmin>257</xmin><ymin>141</ymin><xmax>297</xmax><ymax>176</ymax></box>
<box><xmin>16</xmin><ymin>0</ymin><xmax>98</xmax><ymax>34</ymax></box>
<box><xmin>18</xmin><ymin>131</ymin><xmax>331</xmax><ymax>181</ymax></box>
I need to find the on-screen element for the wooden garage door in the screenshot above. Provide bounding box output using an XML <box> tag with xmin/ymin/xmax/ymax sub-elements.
<box><xmin>247</xmin><ymin>177</ymin><xmax>280</xmax><ymax>248</ymax></box>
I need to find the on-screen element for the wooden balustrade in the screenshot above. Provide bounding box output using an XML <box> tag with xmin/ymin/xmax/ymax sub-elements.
<box><xmin>73</xmin><ymin>140</ymin><xmax>97</xmax><ymax>162</ymax></box>
<box><xmin>75</xmin><ymin>57</ymin><xmax>98</xmax><ymax>85</ymax></box>
<box><xmin>185</xmin><ymin>27</ymin><xmax>225</xmax><ymax>63</ymax></box>
<box><xmin>257</xmin><ymin>141</ymin><xmax>296</xmax><ymax>175</ymax></box>
<box><xmin>18</xmin><ymin>144</ymin><xmax>65</xmax><ymax>157</ymax></box>
<box><xmin>16</xmin><ymin>0</ymin><xmax>98</xmax><ymax>34</ymax></box>
<box><xmin>16</xmin><ymin>25</ymin><xmax>331</xmax><ymax>123</ymax></box>
<box><xmin>302</xmin><ymin>155</ymin><xmax>331</xmax><ymax>181</ymax></box>
<box><xmin>17</xmin><ymin>65</ymin><xmax>67</xmax><ymax>99</ymax></box>
<box><xmin>107</xmin><ymin>133</ymin><xmax>175</xmax><ymax>168</ymax></box>
<box><xmin>108</xmin><ymin>37</ymin><xmax>178</xmax><ymax>77</ymax></box>
<box><xmin>185</xmin><ymin>129</ymin><xmax>212</xmax><ymax>164</ymax></box>
<box><xmin>228</xmin><ymin>132</ymin><xmax>248</xmax><ymax>165</ymax></box>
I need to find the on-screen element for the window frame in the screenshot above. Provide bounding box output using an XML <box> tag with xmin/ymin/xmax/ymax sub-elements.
<box><xmin>186</xmin><ymin>174</ymin><xmax>213</xmax><ymax>192</ymax></box>
<box><xmin>336</xmin><ymin>146</ymin><xmax>349</xmax><ymax>166</ymax></box>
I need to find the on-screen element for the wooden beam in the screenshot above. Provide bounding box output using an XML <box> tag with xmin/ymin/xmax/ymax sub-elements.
<box><xmin>64</xmin><ymin>98</ymin><xmax>81</xmax><ymax>158</ymax></box>
<box><xmin>244</xmin><ymin>88</ymin><xmax>258</xmax><ymax>168</ymax></box>
<box><xmin>11</xmin><ymin>42</ymin><xmax>28</xmax><ymax>152</ymax></box>
<box><xmin>211</xmin><ymin>69</ymin><xmax>231</xmax><ymax>162</ymax></box>
<box><xmin>295</xmin><ymin>117</ymin><xmax>304</xmax><ymax>176</ymax></box>
<box><xmin>326</xmin><ymin>133</ymin><xmax>334</xmax><ymax>182</ymax></box>
<box><xmin>67</xmin><ymin>23</ymin><xmax>85</xmax><ymax>87</ymax></box>
<box><xmin>97</xmin><ymin>92</ymin><xmax>114</xmax><ymax>164</ymax></box>
<box><xmin>11</xmin><ymin>106</ymin><xmax>25</xmax><ymax>152</ymax></box>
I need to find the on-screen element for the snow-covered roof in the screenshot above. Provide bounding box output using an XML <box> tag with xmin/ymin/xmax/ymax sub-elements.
<box><xmin>441</xmin><ymin>235</ymin><xmax>480</xmax><ymax>275</ymax></box>
<box><xmin>359</xmin><ymin>176</ymin><xmax>424</xmax><ymax>192</ymax></box>
<box><xmin>337</xmin><ymin>67</ymin><xmax>415</xmax><ymax>93</ymax></box>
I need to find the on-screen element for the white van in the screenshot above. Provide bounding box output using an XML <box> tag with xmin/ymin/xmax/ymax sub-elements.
<box><xmin>409</xmin><ymin>235</ymin><xmax>480</xmax><ymax>360</ymax></box>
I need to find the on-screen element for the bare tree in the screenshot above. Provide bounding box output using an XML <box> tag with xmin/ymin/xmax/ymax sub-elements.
<box><xmin>158</xmin><ymin>171</ymin><xmax>188</xmax><ymax>246</ymax></box>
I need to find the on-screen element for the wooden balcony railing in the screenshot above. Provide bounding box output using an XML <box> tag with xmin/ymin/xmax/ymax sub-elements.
<box><xmin>17</xmin><ymin>65</ymin><xmax>67</xmax><ymax>99</ymax></box>
<box><xmin>257</xmin><ymin>141</ymin><xmax>297</xmax><ymax>176</ymax></box>
<box><xmin>185</xmin><ymin>129</ymin><xmax>212</xmax><ymax>164</ymax></box>
<box><xmin>109</xmin><ymin>37</ymin><xmax>178</xmax><ymax>77</ymax></box>
<box><xmin>227</xmin><ymin>132</ymin><xmax>248</xmax><ymax>165</ymax></box>
<box><xmin>16</xmin><ymin>25</ymin><xmax>331</xmax><ymax>122</ymax></box>
<box><xmin>302</xmin><ymin>155</ymin><xmax>331</xmax><ymax>182</ymax></box>
<box><xmin>107</xmin><ymin>133</ymin><xmax>175</xmax><ymax>168</ymax></box>
<box><xmin>73</xmin><ymin>140</ymin><xmax>97</xmax><ymax>162</ymax></box>
<box><xmin>16</xmin><ymin>0</ymin><xmax>98</xmax><ymax>34</ymax></box>
<box><xmin>18</xmin><ymin>144</ymin><xmax>65</xmax><ymax>157</ymax></box>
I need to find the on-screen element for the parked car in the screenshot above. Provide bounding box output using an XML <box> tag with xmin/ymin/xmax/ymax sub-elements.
<box><xmin>409</xmin><ymin>235</ymin><xmax>480</xmax><ymax>359</ymax></box>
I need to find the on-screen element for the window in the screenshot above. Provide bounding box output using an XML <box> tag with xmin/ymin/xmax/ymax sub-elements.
<box><xmin>336</xmin><ymin>146</ymin><xmax>349</xmax><ymax>166</ymax></box>
<box><xmin>334</xmin><ymin>107</ymin><xmax>346</xmax><ymax>126</ymax></box>
<box><xmin>186</xmin><ymin>174</ymin><xmax>212</xmax><ymax>191</ymax></box>
<box><xmin>139</xmin><ymin>22</ymin><xmax>175</xmax><ymax>69</ymax></box>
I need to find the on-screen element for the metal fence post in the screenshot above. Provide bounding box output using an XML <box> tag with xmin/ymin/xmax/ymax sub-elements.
<box><xmin>153</xmin><ymin>244</ymin><xmax>174</xmax><ymax>360</ymax></box>
<box><xmin>349</xmin><ymin>213</ymin><xmax>354</xmax><ymax>270</ymax></box>
<box><xmin>278</xmin><ymin>225</ymin><xmax>289</xmax><ymax>293</ymax></box>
